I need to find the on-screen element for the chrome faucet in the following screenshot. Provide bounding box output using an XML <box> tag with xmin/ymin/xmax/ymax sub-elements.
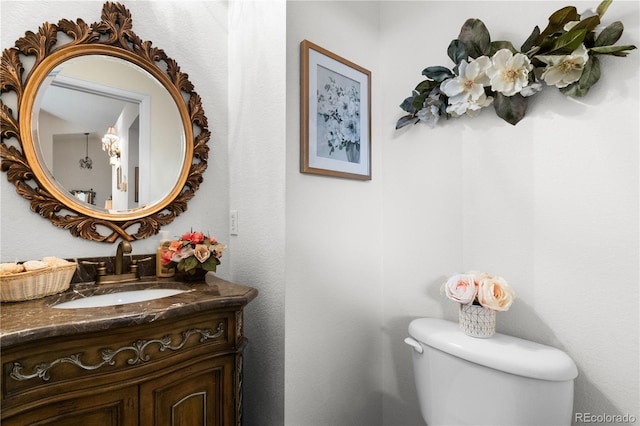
<box><xmin>115</xmin><ymin>240</ymin><xmax>132</xmax><ymax>275</ymax></box>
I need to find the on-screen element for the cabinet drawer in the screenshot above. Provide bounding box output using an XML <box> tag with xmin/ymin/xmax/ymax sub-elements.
<box><xmin>1</xmin><ymin>310</ymin><xmax>238</xmax><ymax>415</ymax></box>
<box><xmin>1</xmin><ymin>384</ymin><xmax>138</xmax><ymax>426</ymax></box>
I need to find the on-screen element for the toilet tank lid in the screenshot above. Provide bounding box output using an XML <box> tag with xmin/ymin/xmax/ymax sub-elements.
<box><xmin>408</xmin><ymin>318</ymin><xmax>578</xmax><ymax>381</ymax></box>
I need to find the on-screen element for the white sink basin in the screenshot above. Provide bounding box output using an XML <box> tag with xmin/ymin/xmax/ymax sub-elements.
<box><xmin>53</xmin><ymin>289</ymin><xmax>186</xmax><ymax>309</ymax></box>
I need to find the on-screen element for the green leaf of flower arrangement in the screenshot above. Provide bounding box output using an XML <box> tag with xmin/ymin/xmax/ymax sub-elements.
<box><xmin>396</xmin><ymin>115</ymin><xmax>420</xmax><ymax>130</ymax></box>
<box><xmin>521</xmin><ymin>26</ymin><xmax>541</xmax><ymax>55</ymax></box>
<box><xmin>181</xmin><ymin>256</ymin><xmax>199</xmax><ymax>272</ymax></box>
<box><xmin>560</xmin><ymin>55</ymin><xmax>601</xmax><ymax>97</ymax></box>
<box><xmin>590</xmin><ymin>44</ymin><xmax>637</xmax><ymax>57</ymax></box>
<box><xmin>494</xmin><ymin>93</ymin><xmax>528</xmax><ymax>126</ymax></box>
<box><xmin>447</xmin><ymin>39</ymin><xmax>467</xmax><ymax>67</ymax></box>
<box><xmin>490</xmin><ymin>41</ymin><xmax>517</xmax><ymax>55</ymax></box>
<box><xmin>540</xmin><ymin>6</ymin><xmax>579</xmax><ymax>38</ymax></box>
<box><xmin>571</xmin><ymin>15</ymin><xmax>601</xmax><ymax>35</ymax></box>
<box><xmin>596</xmin><ymin>0</ymin><xmax>612</xmax><ymax>18</ymax></box>
<box><xmin>201</xmin><ymin>256</ymin><xmax>220</xmax><ymax>272</ymax></box>
<box><xmin>595</xmin><ymin>21</ymin><xmax>623</xmax><ymax>46</ymax></box>
<box><xmin>415</xmin><ymin>79</ymin><xmax>441</xmax><ymax>93</ymax></box>
<box><xmin>422</xmin><ymin>66</ymin><xmax>454</xmax><ymax>82</ymax></box>
<box><xmin>399</xmin><ymin>94</ymin><xmax>418</xmax><ymax>114</ymax></box>
<box><xmin>457</xmin><ymin>18</ymin><xmax>491</xmax><ymax>59</ymax></box>
<box><xmin>547</xmin><ymin>28</ymin><xmax>587</xmax><ymax>54</ymax></box>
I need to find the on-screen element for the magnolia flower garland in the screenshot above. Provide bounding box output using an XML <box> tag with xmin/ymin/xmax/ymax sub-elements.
<box><xmin>396</xmin><ymin>0</ymin><xmax>636</xmax><ymax>129</ymax></box>
<box><xmin>442</xmin><ymin>271</ymin><xmax>516</xmax><ymax>312</ymax></box>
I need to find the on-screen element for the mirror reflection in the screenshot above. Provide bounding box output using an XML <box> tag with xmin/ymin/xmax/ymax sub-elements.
<box><xmin>33</xmin><ymin>55</ymin><xmax>186</xmax><ymax>213</ymax></box>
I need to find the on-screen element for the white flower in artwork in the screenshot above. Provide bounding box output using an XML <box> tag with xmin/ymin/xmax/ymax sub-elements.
<box><xmin>317</xmin><ymin>76</ymin><xmax>361</xmax><ymax>161</ymax></box>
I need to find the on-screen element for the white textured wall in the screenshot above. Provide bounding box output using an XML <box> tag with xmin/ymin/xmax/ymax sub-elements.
<box><xmin>228</xmin><ymin>1</ymin><xmax>287</xmax><ymax>425</ymax></box>
<box><xmin>285</xmin><ymin>2</ymin><xmax>384</xmax><ymax>425</ymax></box>
<box><xmin>380</xmin><ymin>1</ymin><xmax>639</xmax><ymax>425</ymax></box>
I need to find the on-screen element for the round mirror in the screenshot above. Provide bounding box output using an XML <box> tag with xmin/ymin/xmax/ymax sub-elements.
<box><xmin>0</xmin><ymin>2</ymin><xmax>210</xmax><ymax>242</ymax></box>
<box><xmin>33</xmin><ymin>55</ymin><xmax>185</xmax><ymax>214</ymax></box>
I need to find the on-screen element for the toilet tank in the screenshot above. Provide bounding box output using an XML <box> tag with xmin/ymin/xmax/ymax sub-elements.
<box><xmin>407</xmin><ymin>318</ymin><xmax>578</xmax><ymax>426</ymax></box>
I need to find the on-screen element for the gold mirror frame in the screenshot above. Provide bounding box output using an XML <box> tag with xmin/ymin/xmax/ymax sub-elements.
<box><xmin>0</xmin><ymin>2</ymin><xmax>210</xmax><ymax>243</ymax></box>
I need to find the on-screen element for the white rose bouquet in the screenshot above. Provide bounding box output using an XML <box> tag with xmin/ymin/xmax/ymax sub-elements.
<box><xmin>442</xmin><ymin>271</ymin><xmax>515</xmax><ymax>312</ymax></box>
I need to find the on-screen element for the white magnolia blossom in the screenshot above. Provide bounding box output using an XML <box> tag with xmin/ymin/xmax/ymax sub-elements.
<box><xmin>519</xmin><ymin>80</ymin><xmax>544</xmax><ymax>97</ymax></box>
<box><xmin>441</xmin><ymin>56</ymin><xmax>494</xmax><ymax>116</ymax></box>
<box><xmin>417</xmin><ymin>104</ymin><xmax>440</xmax><ymax>128</ymax></box>
<box><xmin>486</xmin><ymin>49</ymin><xmax>533</xmax><ymax>96</ymax></box>
<box><xmin>537</xmin><ymin>44</ymin><xmax>589</xmax><ymax>88</ymax></box>
<box><xmin>417</xmin><ymin>95</ymin><xmax>442</xmax><ymax>128</ymax></box>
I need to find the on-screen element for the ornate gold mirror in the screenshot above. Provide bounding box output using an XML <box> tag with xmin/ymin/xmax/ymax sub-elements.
<box><xmin>0</xmin><ymin>2</ymin><xmax>210</xmax><ymax>243</ymax></box>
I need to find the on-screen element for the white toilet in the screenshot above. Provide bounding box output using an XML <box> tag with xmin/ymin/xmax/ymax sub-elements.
<box><xmin>405</xmin><ymin>318</ymin><xmax>578</xmax><ymax>426</ymax></box>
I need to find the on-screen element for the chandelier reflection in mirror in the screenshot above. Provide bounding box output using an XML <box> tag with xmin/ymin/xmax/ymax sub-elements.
<box><xmin>102</xmin><ymin>127</ymin><xmax>121</xmax><ymax>159</ymax></box>
<box><xmin>79</xmin><ymin>133</ymin><xmax>93</xmax><ymax>169</ymax></box>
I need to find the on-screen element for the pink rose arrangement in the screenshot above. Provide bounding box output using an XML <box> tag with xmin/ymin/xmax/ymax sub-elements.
<box><xmin>160</xmin><ymin>231</ymin><xmax>225</xmax><ymax>275</ymax></box>
<box><xmin>442</xmin><ymin>271</ymin><xmax>515</xmax><ymax>311</ymax></box>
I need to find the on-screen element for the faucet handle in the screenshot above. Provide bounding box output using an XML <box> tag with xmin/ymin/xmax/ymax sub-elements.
<box><xmin>80</xmin><ymin>260</ymin><xmax>106</xmax><ymax>276</ymax></box>
<box><xmin>129</xmin><ymin>256</ymin><xmax>153</xmax><ymax>276</ymax></box>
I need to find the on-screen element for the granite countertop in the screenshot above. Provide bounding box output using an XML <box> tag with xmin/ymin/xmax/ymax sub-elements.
<box><xmin>0</xmin><ymin>274</ymin><xmax>258</xmax><ymax>348</ymax></box>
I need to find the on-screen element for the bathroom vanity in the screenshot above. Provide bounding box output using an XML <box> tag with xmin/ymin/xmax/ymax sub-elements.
<box><xmin>0</xmin><ymin>275</ymin><xmax>257</xmax><ymax>425</ymax></box>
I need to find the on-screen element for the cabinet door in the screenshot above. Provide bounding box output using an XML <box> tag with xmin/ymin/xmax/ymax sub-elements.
<box><xmin>140</xmin><ymin>355</ymin><xmax>235</xmax><ymax>426</ymax></box>
<box><xmin>1</xmin><ymin>385</ymin><xmax>138</xmax><ymax>426</ymax></box>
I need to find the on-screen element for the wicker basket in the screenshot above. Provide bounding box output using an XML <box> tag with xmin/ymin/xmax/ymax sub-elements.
<box><xmin>0</xmin><ymin>262</ymin><xmax>77</xmax><ymax>302</ymax></box>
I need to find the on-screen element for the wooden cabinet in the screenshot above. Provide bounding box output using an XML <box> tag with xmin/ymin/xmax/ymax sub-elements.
<box><xmin>2</xmin><ymin>385</ymin><xmax>138</xmax><ymax>426</ymax></box>
<box><xmin>140</xmin><ymin>356</ymin><xmax>235</xmax><ymax>426</ymax></box>
<box><xmin>1</xmin><ymin>305</ymin><xmax>250</xmax><ymax>425</ymax></box>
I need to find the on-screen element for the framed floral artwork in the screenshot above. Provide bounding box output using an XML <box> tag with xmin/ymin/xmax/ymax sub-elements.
<box><xmin>300</xmin><ymin>40</ymin><xmax>371</xmax><ymax>180</ymax></box>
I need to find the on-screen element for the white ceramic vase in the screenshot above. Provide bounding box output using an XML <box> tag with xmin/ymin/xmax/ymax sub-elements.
<box><xmin>459</xmin><ymin>303</ymin><xmax>496</xmax><ymax>338</ymax></box>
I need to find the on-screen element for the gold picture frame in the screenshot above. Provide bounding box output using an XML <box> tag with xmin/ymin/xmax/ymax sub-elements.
<box><xmin>300</xmin><ymin>40</ymin><xmax>371</xmax><ymax>180</ymax></box>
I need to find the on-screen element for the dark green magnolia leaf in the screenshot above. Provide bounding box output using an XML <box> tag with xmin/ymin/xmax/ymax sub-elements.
<box><xmin>590</xmin><ymin>44</ymin><xmax>637</xmax><ymax>56</ymax></box>
<box><xmin>400</xmin><ymin>95</ymin><xmax>417</xmax><ymax>114</ymax></box>
<box><xmin>447</xmin><ymin>39</ymin><xmax>467</xmax><ymax>67</ymax></box>
<box><xmin>537</xmin><ymin>36</ymin><xmax>558</xmax><ymax>55</ymax></box>
<box><xmin>396</xmin><ymin>115</ymin><xmax>420</xmax><ymax>129</ymax></box>
<box><xmin>412</xmin><ymin>92</ymin><xmax>428</xmax><ymax>110</ymax></box>
<box><xmin>548</xmin><ymin>28</ymin><xmax>587</xmax><ymax>55</ymax></box>
<box><xmin>595</xmin><ymin>21</ymin><xmax>624</xmax><ymax>47</ymax></box>
<box><xmin>415</xmin><ymin>79</ymin><xmax>440</xmax><ymax>93</ymax></box>
<box><xmin>458</xmin><ymin>18</ymin><xmax>491</xmax><ymax>58</ymax></box>
<box><xmin>490</xmin><ymin>41</ymin><xmax>516</xmax><ymax>55</ymax></box>
<box><xmin>494</xmin><ymin>93</ymin><xmax>528</xmax><ymax>126</ymax></box>
<box><xmin>541</xmin><ymin>6</ymin><xmax>579</xmax><ymax>38</ymax></box>
<box><xmin>584</xmin><ymin>31</ymin><xmax>596</xmax><ymax>48</ymax></box>
<box><xmin>571</xmin><ymin>15</ymin><xmax>600</xmax><ymax>35</ymax></box>
<box><xmin>560</xmin><ymin>55</ymin><xmax>601</xmax><ymax>97</ymax></box>
<box><xmin>521</xmin><ymin>26</ymin><xmax>541</xmax><ymax>54</ymax></box>
<box><xmin>422</xmin><ymin>66</ymin><xmax>454</xmax><ymax>82</ymax></box>
<box><xmin>596</xmin><ymin>0</ymin><xmax>612</xmax><ymax>18</ymax></box>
